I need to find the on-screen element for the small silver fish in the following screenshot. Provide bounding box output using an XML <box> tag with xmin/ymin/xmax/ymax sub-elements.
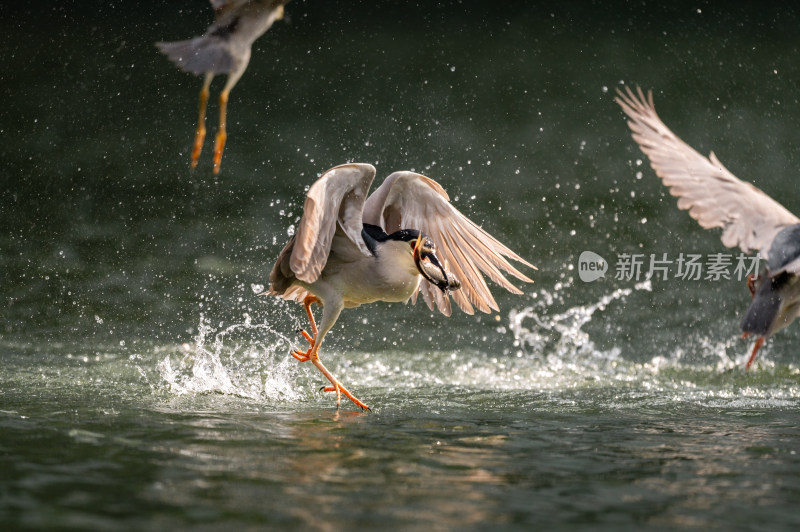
<box><xmin>420</xmin><ymin>257</ymin><xmax>461</xmax><ymax>292</ymax></box>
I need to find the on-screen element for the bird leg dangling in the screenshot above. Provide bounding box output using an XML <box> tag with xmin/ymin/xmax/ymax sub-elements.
<box><xmin>746</xmin><ymin>273</ymin><xmax>758</xmax><ymax>299</ymax></box>
<box><xmin>745</xmin><ymin>337</ymin><xmax>765</xmax><ymax>370</ymax></box>
<box><xmin>290</xmin><ymin>295</ymin><xmax>370</xmax><ymax>410</ymax></box>
<box><xmin>741</xmin><ymin>274</ymin><xmax>766</xmax><ymax>371</ymax></box>
<box><xmin>212</xmin><ymin>86</ymin><xmax>231</xmax><ymax>175</ymax></box>
<box><xmin>291</xmin><ymin>295</ymin><xmax>319</xmax><ymax>362</ymax></box>
<box><xmin>191</xmin><ymin>73</ymin><xmax>213</xmax><ymax>170</ymax></box>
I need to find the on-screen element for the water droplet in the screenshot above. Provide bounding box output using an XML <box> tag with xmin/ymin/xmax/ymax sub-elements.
<box><xmin>251</xmin><ymin>284</ymin><xmax>265</xmax><ymax>294</ymax></box>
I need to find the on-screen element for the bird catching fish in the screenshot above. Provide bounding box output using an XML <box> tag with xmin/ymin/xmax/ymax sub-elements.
<box><xmin>266</xmin><ymin>163</ymin><xmax>537</xmax><ymax>410</ymax></box>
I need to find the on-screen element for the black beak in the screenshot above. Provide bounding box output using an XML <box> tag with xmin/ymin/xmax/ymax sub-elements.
<box><xmin>413</xmin><ymin>238</ymin><xmax>461</xmax><ymax>293</ymax></box>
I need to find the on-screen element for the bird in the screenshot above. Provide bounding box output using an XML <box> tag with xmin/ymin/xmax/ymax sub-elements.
<box><xmin>157</xmin><ymin>0</ymin><xmax>288</xmax><ymax>174</ymax></box>
<box><xmin>266</xmin><ymin>163</ymin><xmax>537</xmax><ymax>410</ymax></box>
<box><xmin>616</xmin><ymin>86</ymin><xmax>800</xmax><ymax>369</ymax></box>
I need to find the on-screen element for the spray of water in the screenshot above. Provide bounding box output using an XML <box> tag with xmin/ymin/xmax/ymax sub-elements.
<box><xmin>150</xmin><ymin>280</ymin><xmax>668</xmax><ymax>400</ymax></box>
<box><xmin>156</xmin><ymin>312</ymin><xmax>310</xmax><ymax>402</ymax></box>
<box><xmin>151</xmin><ymin>280</ymin><xmax>800</xmax><ymax>408</ymax></box>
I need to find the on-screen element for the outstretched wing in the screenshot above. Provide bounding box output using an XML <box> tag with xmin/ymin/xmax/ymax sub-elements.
<box><xmin>290</xmin><ymin>163</ymin><xmax>376</xmax><ymax>283</ymax></box>
<box><xmin>616</xmin><ymin>85</ymin><xmax>799</xmax><ymax>256</ymax></box>
<box><xmin>363</xmin><ymin>171</ymin><xmax>536</xmax><ymax>316</ymax></box>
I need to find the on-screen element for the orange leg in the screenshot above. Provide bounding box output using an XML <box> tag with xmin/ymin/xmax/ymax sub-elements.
<box><xmin>191</xmin><ymin>73</ymin><xmax>213</xmax><ymax>170</ymax></box>
<box><xmin>291</xmin><ymin>296</ymin><xmax>319</xmax><ymax>362</ymax></box>
<box><xmin>746</xmin><ymin>274</ymin><xmax>758</xmax><ymax>298</ymax></box>
<box><xmin>212</xmin><ymin>89</ymin><xmax>229</xmax><ymax>175</ymax></box>
<box><xmin>745</xmin><ymin>336</ymin><xmax>765</xmax><ymax>370</ymax></box>
<box><xmin>313</xmin><ymin>358</ymin><xmax>370</xmax><ymax>411</ymax></box>
<box><xmin>289</xmin><ymin>295</ymin><xmax>370</xmax><ymax>410</ymax></box>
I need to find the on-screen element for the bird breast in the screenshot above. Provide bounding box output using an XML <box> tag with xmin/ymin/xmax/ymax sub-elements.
<box><xmin>330</xmin><ymin>240</ymin><xmax>421</xmax><ymax>307</ymax></box>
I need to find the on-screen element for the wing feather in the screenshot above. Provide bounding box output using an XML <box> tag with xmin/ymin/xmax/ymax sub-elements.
<box><xmin>433</xmin><ymin>221</ymin><xmax>483</xmax><ymax>313</ymax></box>
<box><xmin>439</xmin><ymin>222</ymin><xmax>497</xmax><ymax>312</ymax></box>
<box><xmin>363</xmin><ymin>171</ymin><xmax>536</xmax><ymax>316</ymax></box>
<box><xmin>290</xmin><ymin>163</ymin><xmax>375</xmax><ymax>283</ymax></box>
<box><xmin>425</xmin><ymin>218</ymin><xmax>473</xmax><ymax>315</ymax></box>
<box><xmin>615</xmin><ymin>86</ymin><xmax>799</xmax><ymax>256</ymax></box>
<box><xmin>445</xmin><ymin>216</ymin><xmax>533</xmax><ymax>290</ymax></box>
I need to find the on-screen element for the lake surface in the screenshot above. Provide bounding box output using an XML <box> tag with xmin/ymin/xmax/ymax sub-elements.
<box><xmin>4</xmin><ymin>1</ymin><xmax>800</xmax><ymax>529</ymax></box>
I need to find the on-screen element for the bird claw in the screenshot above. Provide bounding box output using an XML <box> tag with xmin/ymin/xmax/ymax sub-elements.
<box><xmin>295</xmin><ymin>328</ymin><xmax>314</xmax><ymax>344</ymax></box>
<box><xmin>290</xmin><ymin>329</ymin><xmax>316</xmax><ymax>362</ymax></box>
<box><xmin>319</xmin><ymin>383</ymin><xmax>370</xmax><ymax>411</ymax></box>
<box><xmin>290</xmin><ymin>294</ymin><xmax>369</xmax><ymax>410</ymax></box>
<box><xmin>291</xmin><ymin>350</ymin><xmax>311</xmax><ymax>362</ymax></box>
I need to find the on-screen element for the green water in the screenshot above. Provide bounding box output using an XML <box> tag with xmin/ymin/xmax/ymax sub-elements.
<box><xmin>3</xmin><ymin>1</ymin><xmax>800</xmax><ymax>529</ymax></box>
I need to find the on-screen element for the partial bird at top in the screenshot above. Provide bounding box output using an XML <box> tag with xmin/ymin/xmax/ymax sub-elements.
<box><xmin>616</xmin><ymin>85</ymin><xmax>800</xmax><ymax>368</ymax></box>
<box><xmin>157</xmin><ymin>0</ymin><xmax>289</xmax><ymax>174</ymax></box>
<box><xmin>267</xmin><ymin>163</ymin><xmax>537</xmax><ymax>410</ymax></box>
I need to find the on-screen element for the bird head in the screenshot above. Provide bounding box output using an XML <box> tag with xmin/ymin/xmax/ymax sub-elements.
<box><xmin>411</xmin><ymin>234</ymin><xmax>461</xmax><ymax>293</ymax></box>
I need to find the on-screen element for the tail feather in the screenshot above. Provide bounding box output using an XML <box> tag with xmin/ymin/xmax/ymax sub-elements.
<box><xmin>269</xmin><ymin>235</ymin><xmax>297</xmax><ymax>296</ymax></box>
<box><xmin>156</xmin><ymin>37</ymin><xmax>236</xmax><ymax>75</ymax></box>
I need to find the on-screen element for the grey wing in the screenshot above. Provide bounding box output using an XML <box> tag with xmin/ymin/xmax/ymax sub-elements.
<box><xmin>289</xmin><ymin>163</ymin><xmax>376</xmax><ymax>284</ymax></box>
<box><xmin>157</xmin><ymin>0</ymin><xmax>258</xmax><ymax>75</ymax></box>
<box><xmin>616</xmin><ymin>86</ymin><xmax>799</xmax><ymax>256</ymax></box>
<box><xmin>363</xmin><ymin>171</ymin><xmax>536</xmax><ymax>316</ymax></box>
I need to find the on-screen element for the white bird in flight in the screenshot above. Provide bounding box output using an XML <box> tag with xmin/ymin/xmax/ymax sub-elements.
<box><xmin>157</xmin><ymin>0</ymin><xmax>288</xmax><ymax>174</ymax></box>
<box><xmin>617</xmin><ymin>86</ymin><xmax>800</xmax><ymax>368</ymax></box>
<box><xmin>267</xmin><ymin>163</ymin><xmax>537</xmax><ymax>410</ymax></box>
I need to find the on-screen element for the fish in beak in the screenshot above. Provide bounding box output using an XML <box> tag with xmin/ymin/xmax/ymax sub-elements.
<box><xmin>413</xmin><ymin>235</ymin><xmax>461</xmax><ymax>293</ymax></box>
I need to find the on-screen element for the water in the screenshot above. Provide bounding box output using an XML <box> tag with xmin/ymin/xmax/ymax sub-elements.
<box><xmin>4</xmin><ymin>1</ymin><xmax>800</xmax><ymax>529</ymax></box>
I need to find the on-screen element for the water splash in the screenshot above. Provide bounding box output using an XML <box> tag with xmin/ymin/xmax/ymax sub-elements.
<box><xmin>508</xmin><ymin>282</ymin><xmax>652</xmax><ymax>362</ymax></box>
<box><xmin>156</xmin><ymin>313</ymin><xmax>309</xmax><ymax>402</ymax></box>
<box><xmin>497</xmin><ymin>280</ymin><xmax>800</xmax><ymax>408</ymax></box>
<box><xmin>149</xmin><ymin>282</ymin><xmax>800</xmax><ymax>410</ymax></box>
<box><xmin>316</xmin><ymin>282</ymin><xmax>652</xmax><ymax>393</ymax></box>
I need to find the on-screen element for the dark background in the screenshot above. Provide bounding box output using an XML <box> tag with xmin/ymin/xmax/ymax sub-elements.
<box><xmin>3</xmin><ymin>0</ymin><xmax>800</xmax><ymax>358</ymax></box>
<box><xmin>4</xmin><ymin>3</ymin><xmax>800</xmax><ymax>530</ymax></box>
